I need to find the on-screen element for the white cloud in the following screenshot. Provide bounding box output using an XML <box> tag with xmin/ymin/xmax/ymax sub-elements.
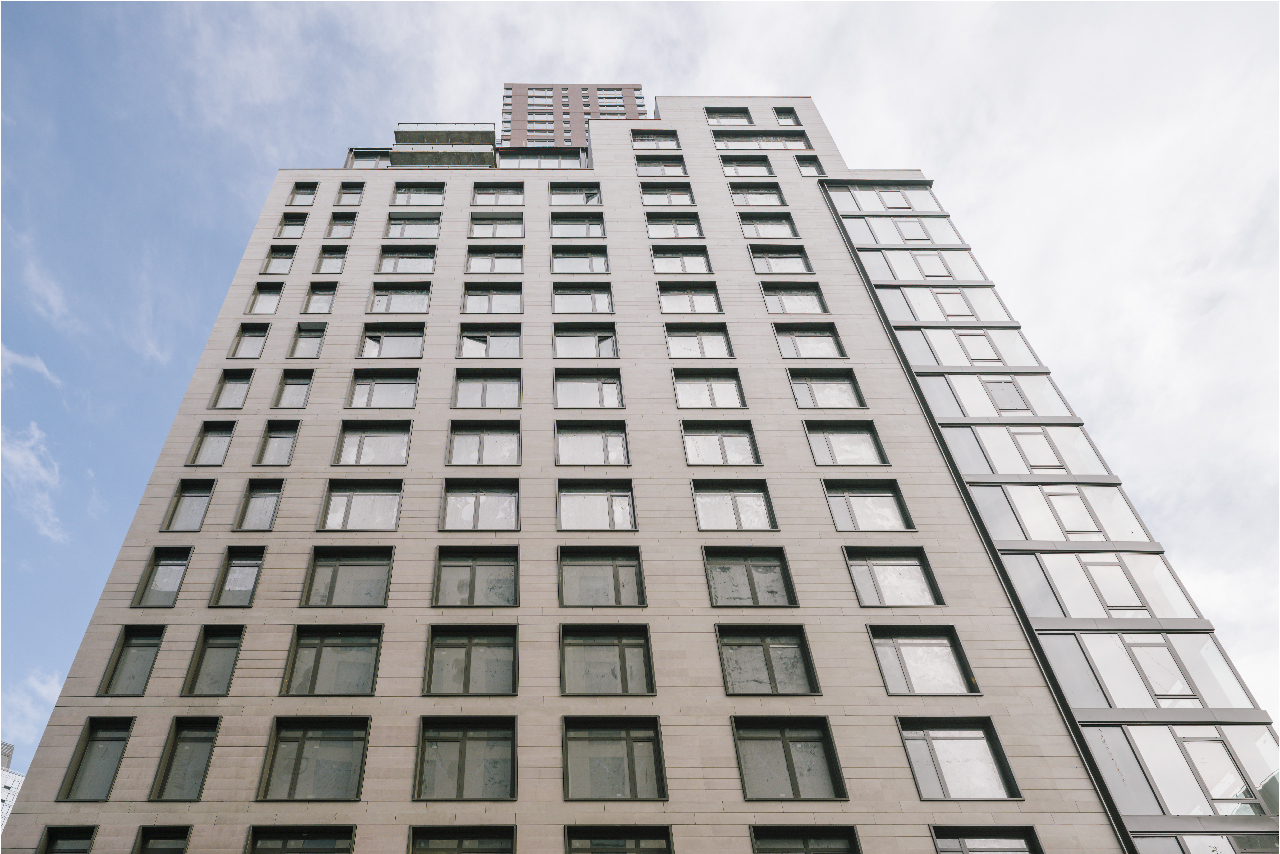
<box><xmin>1</xmin><ymin>421</ymin><xmax>68</xmax><ymax>542</ymax></box>
<box><xmin>1</xmin><ymin>344</ymin><xmax>62</xmax><ymax>388</ymax></box>
<box><xmin>0</xmin><ymin>669</ymin><xmax>64</xmax><ymax>772</ymax></box>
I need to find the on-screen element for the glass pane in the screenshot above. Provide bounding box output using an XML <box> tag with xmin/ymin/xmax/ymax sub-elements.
<box><xmin>106</xmin><ymin>641</ymin><xmax>159</xmax><ymax>695</ymax></box>
<box><xmin>1082</xmin><ymin>487</ymin><xmax>1148</xmax><ymax>541</ymax></box>
<box><xmin>562</xmin><ymin>494</ymin><xmax>611</xmax><ymax>529</ymax></box>
<box><xmin>1081</xmin><ymin>727</ymin><xmax>1163</xmax><ymax>814</ymax></box>
<box><xmin>708</xmin><ymin>563</ymin><xmax>753</xmax><ymax>605</ymax></box>
<box><xmin>1040</xmin><ymin>554</ymin><xmax>1106</xmax><ymax>617</ymax></box>
<box><xmin>847</xmin><ymin>494</ymin><xmax>906</xmax><ymax>530</ymax></box>
<box><xmin>1131</xmin><ymin>646</ymin><xmax>1191</xmax><ymax>697</ymax></box>
<box><xmin>1039</xmin><ymin>634</ymin><xmax>1109</xmax><ymax>706</ymax></box>
<box><xmin>1125</xmin><ymin>555</ymin><xmax>1195</xmax><ymax>618</ymax></box>
<box><xmin>418</xmin><ymin>738</ymin><xmax>461</xmax><ymax>798</ymax></box>
<box><xmin>346</xmin><ymin>492</ymin><xmax>399</xmax><ymax>529</ymax></box>
<box><xmin>313</xmin><ymin>643</ymin><xmax>377</xmax><ymax>694</ymax></box>
<box><xmin>770</xmin><ymin>643</ymin><xmax>812</xmax><ymax>694</ymax></box>
<box><xmin>1129</xmin><ymin>726</ymin><xmax>1213</xmax><ymax>815</ymax></box>
<box><xmin>471</xmin><ymin>644</ymin><xmax>515</xmax><ymax>693</ymax></box>
<box><xmin>809</xmin><ymin>381</ymin><xmax>857</xmax><ymax>407</ymax></box>
<box><xmin>736</xmin><ymin>494</ymin><xmax>772</xmax><ymax>529</ymax></box>
<box><xmin>566</xmin><ymin>737</ymin><xmax>629</xmax><ymax>798</ymax></box>
<box><xmin>873</xmin><ymin>642</ymin><xmax>910</xmax><ymax>693</ymax></box>
<box><xmin>722</xmin><ymin>644</ymin><xmax>771</xmax><ymax>693</ymax></box>
<box><xmin>872</xmin><ymin>562</ymin><xmax>934</xmax><ymax>605</ymax></box>
<box><xmin>1081</xmin><ymin>634</ymin><xmax>1155</xmax><ymax>708</ymax></box>
<box><xmin>1169</xmin><ymin>635</ymin><xmax>1252</xmax><ymax>708</ymax></box>
<box><xmin>1184</xmin><ymin>740</ymin><xmax>1250</xmax><ymax>799</ymax></box>
<box><xmin>790</xmin><ymin>740</ymin><xmax>837</xmax><ymax>798</ymax></box>
<box><xmin>740</xmin><ymin>737</ymin><xmax>795</xmax><ymax>798</ymax></box>
<box><xmin>904</xmin><ymin>737</ymin><xmax>944</xmax><ymax>798</ymax></box>
<box><xmin>194</xmin><ymin>433</ymin><xmax>231</xmax><ymax>465</ymax></box>
<box><xmin>68</xmin><ymin>736</ymin><xmax>128</xmax><ymax>799</ymax></box>
<box><xmin>463</xmin><ymin>734</ymin><xmax>513</xmax><ymax>798</ymax></box>
<box><xmin>1222</xmin><ymin>726</ymin><xmax>1280</xmax><ymax>813</ymax></box>
<box><xmin>472</xmin><ymin>564</ymin><xmax>516</xmax><ymax>605</ymax></box>
<box><xmin>933</xmin><ymin>735</ymin><xmax>1007</xmax><ymax>798</ymax></box>
<box><xmin>826</xmin><ymin>430</ymin><xmax>881</xmax><ymax>464</ymax></box>
<box><xmin>191</xmin><ymin>645</ymin><xmax>237</xmax><ymax>694</ymax></box>
<box><xmin>899</xmin><ymin>640</ymin><xmax>967</xmax><ymax>692</ymax></box>
<box><xmin>160</xmin><ymin>732</ymin><xmax>214</xmax><ymax>799</ymax></box>
<box><xmin>695</xmin><ymin>493</ymin><xmax>738</xmax><ymax>529</ymax></box>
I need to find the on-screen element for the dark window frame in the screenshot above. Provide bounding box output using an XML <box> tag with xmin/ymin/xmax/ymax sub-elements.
<box><xmin>258</xmin><ymin>717</ymin><xmax>370</xmax><ymax>802</ymax></box>
<box><xmin>423</xmin><ymin>625</ymin><xmax>518</xmax><ymax>696</ymax></box>
<box><xmin>562</xmin><ymin>716</ymin><xmax>668</xmax><ymax>801</ymax></box>
<box><xmin>182</xmin><ymin>625</ymin><xmax>244</xmax><ymax>696</ymax></box>
<box><xmin>57</xmin><ymin>717</ymin><xmax>134</xmax><ymax>802</ymax></box>
<box><xmin>716</xmin><ymin>625</ymin><xmax>820</xmax><ymax>696</ymax></box>
<box><xmin>414</xmin><ymin>716</ymin><xmax>518</xmax><ymax>801</ymax></box>
<box><xmin>869</xmin><ymin>625</ymin><xmax>980</xmax><ymax>695</ymax></box>
<box><xmin>730</xmin><ymin>716</ymin><xmax>848</xmax><ymax>801</ymax></box>
<box><xmin>149</xmin><ymin>717</ymin><xmax>219</xmax><ymax>802</ymax></box>
<box><xmin>302</xmin><ymin>547</ymin><xmax>394</xmax><ymax>608</ymax></box>
<box><xmin>99</xmin><ymin>625</ymin><xmax>164</xmax><ymax>696</ymax></box>
<box><xmin>560</xmin><ymin>625</ymin><xmax>655</xmax><ymax>696</ymax></box>
<box><xmin>703</xmin><ymin>547</ymin><xmax>798</xmax><ymax>608</ymax></box>
<box><xmin>281</xmin><ymin>625</ymin><xmax>383</xmax><ymax>697</ymax></box>
<box><xmin>433</xmin><ymin>546</ymin><xmax>520</xmax><ymax>607</ymax></box>
<box><xmin>210</xmin><ymin>545</ymin><xmax>264</xmax><ymax>607</ymax></box>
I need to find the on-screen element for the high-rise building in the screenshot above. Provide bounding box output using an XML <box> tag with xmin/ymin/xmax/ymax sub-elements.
<box><xmin>503</xmin><ymin>83</ymin><xmax>645</xmax><ymax>147</ymax></box>
<box><xmin>3</xmin><ymin>87</ymin><xmax>1275</xmax><ymax>854</ymax></box>
<box><xmin>1</xmin><ymin>743</ymin><xmax>25</xmax><ymax>832</ymax></box>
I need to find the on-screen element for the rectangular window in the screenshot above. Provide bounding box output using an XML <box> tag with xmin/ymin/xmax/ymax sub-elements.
<box><xmin>773</xmin><ymin>107</ymin><xmax>801</xmax><ymax>126</ymax></box>
<box><xmin>714</xmin><ymin>132</ymin><xmax>811</xmax><ymax>150</ymax></box>
<box><xmin>878</xmin><ymin>286</ymin><xmax>1010</xmax><ymax>323</ymax></box>
<box><xmin>434</xmin><ymin>547</ymin><xmax>518</xmax><ymax>606</ymax></box>
<box><xmin>722</xmin><ymin>157</ymin><xmax>774</xmax><ymax>177</ymax></box>
<box><xmin>249</xmin><ymin>283</ymin><xmax>281</xmax><ymax>314</ymax></box>
<box><xmin>60</xmin><ymin>718</ymin><xmax>132</xmax><ymax>801</ymax></box>
<box><xmin>304</xmin><ymin>283</ymin><xmax>336</xmax><ymax>314</ymax></box>
<box><xmin>248</xmin><ymin>828</ymin><xmax>353</xmax><ymax>854</ymax></box>
<box><xmin>470</xmin><ymin>215</ymin><xmax>524</xmax><ymax>238</ymax></box>
<box><xmin>556</xmin><ymin>370</ymin><xmax>623</xmax><ymax>408</ymax></box>
<box><xmin>789</xmin><ymin>369</ymin><xmax>863</xmax><ymax>408</ymax></box>
<box><xmin>416</xmin><ymin>718</ymin><xmax>516</xmax><ymax>800</ymax></box>
<box><xmin>325</xmin><ymin>213</ymin><xmax>356</xmax><ymax>239</ymax></box>
<box><xmin>732</xmin><ymin>718</ymin><xmax>845</xmax><ymax>799</ymax></box>
<box><xmin>552</xmin><ymin>249</ymin><xmax>609</xmax><ymax>274</ymax></box>
<box><xmin>136</xmin><ymin>827</ymin><xmax>191</xmax><ymax>853</ymax></box>
<box><xmin>211</xmin><ymin>546</ymin><xmax>263</xmax><ymax>607</ymax></box>
<box><xmin>732</xmin><ymin>184</ymin><xmax>785</xmax><ymax>206</ymax></box>
<box><xmin>806</xmin><ymin>422</ymin><xmax>887</xmax><ymax>465</ymax></box>
<box><xmin>847</xmin><ymin>550</ymin><xmax>942</xmax><ymax>606</ymax></box>
<box><xmin>394</xmin><ymin>183</ymin><xmax>445</xmax><ymax>205</ymax></box>
<box><xmin>632</xmin><ymin>131</ymin><xmax>680</xmax><ymax>149</ymax></box>
<box><xmin>718</xmin><ymin>627</ymin><xmax>817</xmax><ymax>695</ymax></box>
<box><xmin>462</xmin><ymin>284</ymin><xmax>521</xmax><ymax>314</ymax></box>
<box><xmin>858</xmin><ymin>249</ymin><xmax>985</xmax><ymax>282</ymax></box>
<box><xmin>565</xmin><ymin>828</ymin><xmax>671</xmax><ymax>854</ymax></box>
<box><xmin>335</xmin><ymin>422</ymin><xmax>411</xmax><ymax>466</ymax></box>
<box><xmin>498</xmin><ymin>150</ymin><xmax>584</xmax><ymax>168</ymax></box>
<box><xmin>901</xmin><ymin>719</ymin><xmax>1019</xmax><ymax>799</ymax></box>
<box><xmin>315</xmin><ymin>246</ymin><xmax>347</xmax><ymax>274</ymax></box>
<box><xmin>682</xmin><ymin>422</ymin><xmax>759</xmax><ymax>465</ymax></box>
<box><xmin>458</xmin><ymin>325</ymin><xmax>521</xmax><ymax>358</ymax></box>
<box><xmin>652</xmin><ymin>248</ymin><xmax>711</xmax><ymax>274</ymax></box>
<box><xmin>336</xmin><ymin>182</ymin><xmax>363</xmax><ymax>205</ymax></box>
<box><xmin>134</xmin><ymin>548</ymin><xmax>190</xmax><ymax>608</ymax></box>
<box><xmin>261</xmin><ymin>718</ymin><xmax>368</xmax><ymax>801</ymax></box>
<box><xmin>674</xmin><ymin>370</ymin><xmax>743</xmax><ymax>408</ymax></box>
<box><xmin>152</xmin><ymin>718</ymin><xmax>217</xmax><ymax>801</ymax></box>
<box><xmin>636</xmin><ymin>157</ymin><xmax>687</xmax><ymax>176</ymax></box>
<box><xmin>666</xmin><ymin>324</ymin><xmax>731</xmax><ymax>358</ymax></box>
<box><xmin>931</xmin><ymin>831</ymin><xmax>1039</xmax><ymax>854</ymax></box>
<box><xmin>262</xmin><ymin>246</ymin><xmax>295</xmax><ymax>275</ymax></box>
<box><xmin>231</xmin><ymin>323</ymin><xmax>268</xmax><ymax>359</ymax></box>
<box><xmin>741</xmin><ymin>214</ymin><xmax>798</xmax><ymax>238</ymax></box>
<box><xmin>896</xmin><ymin>329</ymin><xmax>1038</xmax><ymax>367</ymax></box>
<box><xmin>447</xmin><ymin>422</ymin><xmax>519</xmax><ymax>465</ymax></box>
<box><xmin>213</xmin><ymin>369</ymin><xmax>251</xmax><ymax>409</ymax></box>
<box><xmin>289</xmin><ymin>323</ymin><xmax>325</xmax><ymax>358</ymax></box>
<box><xmin>274</xmin><ymin>371</ymin><xmax>311</xmax><ymax>409</ymax></box>
<box><xmin>360</xmin><ymin>324</ymin><xmax>424</xmax><ymax>358</ymax></box>
<box><xmin>646</xmin><ymin>214</ymin><xmax>702</xmax><ymax>238</ymax></box>
<box><xmin>304</xmin><ymin>548</ymin><xmax>392</xmax><ymax>607</ymax></box>
<box><xmin>917</xmin><ymin>374</ymin><xmax>1071</xmax><ymax>419</ymax></box>
<box><xmin>284</xmin><ymin>627</ymin><xmax>381</xmax><ymax>695</ymax></box>
<box><xmin>554</xmin><ymin>285</ymin><xmax>613</xmax><ymax>314</ymax></box>
<box><xmin>288</xmin><ymin>182</ymin><xmax>316</xmax><ymax>205</ymax></box>
<box><xmin>706</xmin><ymin>108</ymin><xmax>753</xmax><ymax>126</ymax></box>
<box><xmin>555</xmin><ymin>325</ymin><xmax>617</xmax><ymax>358</ymax></box>
<box><xmin>442</xmin><ymin>481</ymin><xmax>519</xmax><ymax>531</ymax></box>
<box><xmin>871</xmin><ymin>627</ymin><xmax>977</xmax><ymax>694</ymax></box>
<box><xmin>351</xmin><ymin>369</ymin><xmax>418</xmax><ymax>408</ymax></box>
<box><xmin>454</xmin><ymin>370</ymin><xmax>520</xmax><ymax>408</ymax></box>
<box><xmin>411</xmin><ymin>827</ymin><xmax>514</xmax><ymax>853</ymax></box>
<box><xmin>846</xmin><ymin>216</ymin><xmax>963</xmax><ymax>246</ymax></box>
<box><xmin>762</xmin><ymin>284</ymin><xmax>826</xmax><ymax>314</ymax></box>
<box><xmin>560</xmin><ymin>548</ymin><xmax>645</xmax><ymax>607</ymax></box>
<box><xmin>556</xmin><ymin>422</ymin><xmax>628</xmax><ymax>465</ymax></box>
<box><xmin>659</xmin><ymin>284</ymin><xmax>721</xmax><ymax>313</ymax></box>
<box><xmin>322</xmin><ymin>480</ymin><xmax>402</xmax><ymax>530</ymax></box>
<box><xmin>825</xmin><ymin>481</ymin><xmax>910</xmax><ymax>531</ymax></box>
<box><xmin>190</xmin><ymin>422</ymin><xmax>233</xmax><ymax>466</ymax></box>
<box><xmin>1002</xmin><ymin>552</ymin><xmax>1196</xmax><ymax>621</ymax></box>
<box><xmin>183</xmin><ymin>626</ymin><xmax>242</xmax><ymax>695</ymax></box>
<box><xmin>550</xmin><ymin>184</ymin><xmax>602</xmax><ymax>205</ymax></box>
<box><xmin>277</xmin><ymin>215</ymin><xmax>307</xmax><ymax>239</ymax></box>
<box><xmin>754</xmin><ymin>248</ymin><xmax>813</xmax><ymax>274</ymax></box>
<box><xmin>795</xmin><ymin>156</ymin><xmax>825</xmax><ymax>176</ymax></box>
<box><xmin>970</xmin><ymin>484</ymin><xmax>1148</xmax><ymax>543</ymax></box>
<box><xmin>371</xmin><ymin>283</ymin><xmax>430</xmax><ymax>313</ymax></box>
<box><xmin>693</xmin><ymin>481</ymin><xmax>776</xmax><ymax>530</ymax></box>
<box><xmin>830</xmin><ymin>186</ymin><xmax>942</xmax><ymax>214</ymax></box>
<box><xmin>237</xmin><ymin>479</ymin><xmax>282</xmax><ymax>530</ymax></box>
<box><xmin>559</xmin><ymin>480</ymin><xmax>636</xmax><ymax>530</ymax></box>
<box><xmin>550</xmin><ymin>214</ymin><xmax>606</xmax><ymax>237</ymax></box>
<box><xmin>386</xmin><ymin>214</ymin><xmax>440</xmax><ymax>239</ymax></box>
<box><xmin>101</xmin><ymin>626</ymin><xmax>163</xmax><ymax>696</ymax></box>
<box><xmin>473</xmin><ymin>184</ymin><xmax>524</xmax><ymax>205</ymax></box>
<box><xmin>425</xmin><ymin>626</ymin><xmax>516</xmax><ymax>695</ymax></box>
<box><xmin>641</xmin><ymin>183</ymin><xmax>693</xmax><ymax>205</ymax></box>
<box><xmin>378</xmin><ymin>247</ymin><xmax>435</xmax><ymax>274</ymax></box>
<box><xmin>164</xmin><ymin>480</ymin><xmax>212</xmax><ymax>531</ymax></box>
<box><xmin>705</xmin><ymin>548</ymin><xmax>796</xmax><ymax>607</ymax></box>
<box><xmin>564</xmin><ymin>718</ymin><xmax>666</xmax><ymax>799</ymax></box>
<box><xmin>466</xmin><ymin>250</ymin><xmax>523</xmax><ymax>274</ymax></box>
<box><xmin>562</xmin><ymin>627</ymin><xmax>653</xmax><ymax>695</ymax></box>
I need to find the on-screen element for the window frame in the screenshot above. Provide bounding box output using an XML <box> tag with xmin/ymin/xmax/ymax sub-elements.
<box><xmin>261</xmin><ymin>245</ymin><xmax>295</xmax><ymax>275</ymax></box>
<box><xmin>302</xmin><ymin>547</ymin><xmax>394</xmax><ymax>608</ymax></box>
<box><xmin>149</xmin><ymin>716</ymin><xmax>219</xmax><ymax>802</ymax></box>
<box><xmin>788</xmin><ymin>369</ymin><xmax>865</xmax><ymax>409</ymax></box>
<box><xmin>287</xmin><ymin>182</ymin><xmax>317</xmax><ymax>206</ymax></box>
<box><xmin>432</xmin><ymin>546</ymin><xmax>520</xmax><ymax>607</ymax></box>
<box><xmin>664</xmin><ymin>323</ymin><xmax>733</xmax><ymax>359</ymax></box>
<box><xmin>446</xmin><ymin>420</ymin><xmax>521</xmax><ymax>466</ymax></box>
<box><xmin>325</xmin><ymin>213</ymin><xmax>356</xmax><ymax>239</ymax></box>
<box><xmin>672</xmin><ymin>368</ymin><xmax>745</xmax><ymax>409</ymax></box>
<box><xmin>273</xmin><ymin>370</ymin><xmax>312</xmax><ymax>409</ymax></box>
<box><xmin>553</xmin><ymin>284</ymin><xmax>613</xmax><ymax>314</ymax></box>
<box><xmin>658</xmin><ymin>283</ymin><xmax>722</xmax><ymax>314</ymax></box>
<box><xmin>554</xmin><ymin>421</ymin><xmax>629</xmax><ymax>466</ymax></box>
<box><xmin>440</xmin><ymin>479</ymin><xmax>521</xmax><ymax>532</ymax></box>
<box><xmin>471</xmin><ymin>184</ymin><xmax>525</xmax><ymax>206</ymax></box>
<box><xmin>898</xmin><ymin>717</ymin><xmax>1021</xmax><ymax>800</ymax></box>
<box><xmin>803</xmin><ymin>420</ymin><xmax>889</xmax><ymax>466</ymax></box>
<box><xmin>730</xmin><ymin>716</ymin><xmax>848</xmax><ymax>801</ymax></box>
<box><xmin>462</xmin><ymin>284</ymin><xmax>523</xmax><ymax>315</ymax></box>
<box><xmin>247</xmin><ymin>282</ymin><xmax>282</xmax><ymax>315</ymax></box>
<box><xmin>716</xmin><ymin>625</ymin><xmax>820</xmax><ymax>696</ymax></box>
<box><xmin>549</xmin><ymin>183</ymin><xmax>603</xmax><ymax>205</ymax></box>
<box><xmin>870</xmin><ymin>625</ymin><xmax>980</xmax><ymax>695</ymax></box>
<box><xmin>181</xmin><ymin>625</ymin><xmax>244</xmax><ymax>696</ymax></box>
<box><xmin>212</xmin><ymin>369</ymin><xmax>252</xmax><ymax>410</ymax></box>
<box><xmin>334</xmin><ymin>420</ymin><xmax>411</xmax><ymax>467</ymax></box>
<box><xmin>258</xmin><ymin>717</ymin><xmax>370</xmax><ymax>802</ymax></box>
<box><xmin>651</xmin><ymin>247</ymin><xmax>712</xmax><ymax>275</ymax></box>
<box><xmin>740</xmin><ymin>213</ymin><xmax>799</xmax><ymax>239</ymax></box>
<box><xmin>210</xmin><ymin>545</ymin><xmax>264</xmax><ymax>607</ymax></box>
<box><xmin>235</xmin><ymin>478</ymin><xmax>283</xmax><ymax>531</ymax></box>
<box><xmin>721</xmin><ymin>156</ymin><xmax>774</xmax><ymax>177</ymax></box>
<box><xmin>562</xmin><ymin>716</ymin><xmax>668</xmax><ymax>801</ymax></box>
<box><xmin>320</xmin><ymin>479</ymin><xmax>403</xmax><ymax>531</ymax></box>
<box><xmin>281</xmin><ymin>626</ymin><xmax>383</xmax><ymax>697</ymax></box>
<box><xmin>557</xmin><ymin>479</ymin><xmax>637</xmax><ymax>531</ymax></box>
<box><xmin>549</xmin><ymin>213</ymin><xmax>607</xmax><ymax>238</ymax></box>
<box><xmin>680</xmin><ymin>420</ymin><xmax>761</xmax><ymax>466</ymax></box>
<box><xmin>560</xmin><ymin>625</ymin><xmax>655</xmax><ymax>696</ymax></box>
<box><xmin>349</xmin><ymin>368</ymin><xmax>419</xmax><ymax>409</ymax></box>
<box><xmin>414</xmin><ymin>716</ymin><xmax>518</xmax><ymax>801</ymax></box>
<box><xmin>133</xmin><ymin>547</ymin><xmax>191</xmax><ymax>609</ymax></box>
<box><xmin>369</xmin><ymin>283</ymin><xmax>431</xmax><ymax>314</ymax></box>
<box><xmin>635</xmin><ymin>156</ymin><xmax>688</xmax><ymax>177</ymax></box>
<box><xmin>303</xmin><ymin>283</ymin><xmax>336</xmax><ymax>314</ymax></box>
<box><xmin>691</xmin><ymin>479</ymin><xmax>778</xmax><ymax>531</ymax></box>
<box><xmin>356</xmin><ymin>323</ymin><xmax>425</xmax><ymax>359</ymax></box>
<box><xmin>99</xmin><ymin>625</ymin><xmax>164</xmax><ymax>696</ymax></box>
<box><xmin>163</xmin><ymin>480</ymin><xmax>214</xmax><ymax>532</ymax></box>
<box><xmin>188</xmin><ymin>421</ymin><xmax>235</xmax><ymax>467</ymax></box>
<box><xmin>645</xmin><ymin>213</ymin><xmax>703</xmax><ymax>239</ymax></box>
<box><xmin>558</xmin><ymin>546</ymin><xmax>646</xmax><ymax>608</ymax></box>
<box><xmin>392</xmin><ymin>183</ymin><xmax>446</xmax><ymax>206</ymax></box>
<box><xmin>469</xmin><ymin>214</ymin><xmax>526</xmax><ymax>239</ymax></box>
<box><xmin>384</xmin><ymin>212</ymin><xmax>441</xmax><ymax>240</ymax></box>
<box><xmin>452</xmin><ymin>369</ymin><xmax>522</xmax><ymax>409</ymax></box>
<box><xmin>458</xmin><ymin>324</ymin><xmax>522</xmax><ymax>359</ymax></box>
<box><xmin>749</xmin><ymin>827</ymin><xmax>860</xmax><ymax>854</ymax></box>
<box><xmin>554</xmin><ymin>369</ymin><xmax>624</xmax><ymax>409</ymax></box>
<box><xmin>230</xmin><ymin>323</ymin><xmax>269</xmax><ymax>359</ymax></box>
<box><xmin>57</xmin><ymin>717</ymin><xmax>134</xmax><ymax>802</ymax></box>
<box><xmin>551</xmin><ymin>247</ymin><xmax>610</xmax><ymax>274</ymax></box>
<box><xmin>824</xmin><ymin>479</ymin><xmax>913</xmax><ymax>531</ymax></box>
<box><xmin>314</xmin><ymin>245</ymin><xmax>348</xmax><ymax>275</ymax></box>
<box><xmin>423</xmin><ymin>625</ymin><xmax>518</xmax><ymax>695</ymax></box>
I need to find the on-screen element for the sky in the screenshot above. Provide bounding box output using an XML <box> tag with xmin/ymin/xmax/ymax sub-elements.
<box><xmin>1</xmin><ymin>2</ymin><xmax>1276</xmax><ymax>773</ymax></box>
